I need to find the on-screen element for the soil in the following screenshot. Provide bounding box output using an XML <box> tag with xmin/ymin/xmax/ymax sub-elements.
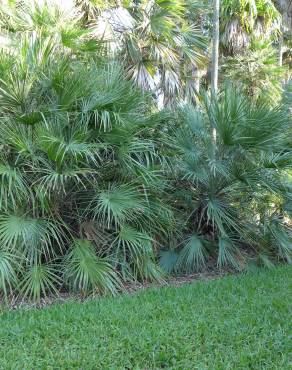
<box><xmin>0</xmin><ymin>268</ymin><xmax>235</xmax><ymax>310</ymax></box>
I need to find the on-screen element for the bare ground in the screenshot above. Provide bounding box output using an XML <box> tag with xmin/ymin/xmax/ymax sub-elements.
<box><xmin>0</xmin><ymin>268</ymin><xmax>235</xmax><ymax>310</ymax></box>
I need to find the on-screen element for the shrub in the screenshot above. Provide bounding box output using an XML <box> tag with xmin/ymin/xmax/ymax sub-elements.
<box><xmin>160</xmin><ymin>88</ymin><xmax>292</xmax><ymax>272</ymax></box>
<box><xmin>0</xmin><ymin>34</ymin><xmax>173</xmax><ymax>300</ymax></box>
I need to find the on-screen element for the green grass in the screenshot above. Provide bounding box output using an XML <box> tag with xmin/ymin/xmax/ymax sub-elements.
<box><xmin>0</xmin><ymin>267</ymin><xmax>291</xmax><ymax>369</ymax></box>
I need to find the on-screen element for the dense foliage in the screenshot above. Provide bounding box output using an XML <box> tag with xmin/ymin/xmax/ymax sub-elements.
<box><xmin>0</xmin><ymin>0</ymin><xmax>291</xmax><ymax>301</ymax></box>
<box><xmin>160</xmin><ymin>89</ymin><xmax>292</xmax><ymax>272</ymax></box>
<box><xmin>0</xmin><ymin>33</ymin><xmax>177</xmax><ymax>300</ymax></box>
<box><xmin>222</xmin><ymin>43</ymin><xmax>286</xmax><ymax>104</ymax></box>
<box><xmin>220</xmin><ymin>0</ymin><xmax>281</xmax><ymax>54</ymax></box>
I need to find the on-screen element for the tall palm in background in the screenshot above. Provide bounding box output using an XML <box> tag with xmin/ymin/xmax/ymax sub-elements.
<box><xmin>274</xmin><ymin>0</ymin><xmax>292</xmax><ymax>65</ymax></box>
<box><xmin>87</xmin><ymin>0</ymin><xmax>209</xmax><ymax>105</ymax></box>
<box><xmin>221</xmin><ymin>43</ymin><xmax>286</xmax><ymax>104</ymax></box>
<box><xmin>219</xmin><ymin>1</ymin><xmax>290</xmax><ymax>102</ymax></box>
<box><xmin>220</xmin><ymin>0</ymin><xmax>281</xmax><ymax>55</ymax></box>
<box><xmin>3</xmin><ymin>0</ymin><xmax>288</xmax><ymax>99</ymax></box>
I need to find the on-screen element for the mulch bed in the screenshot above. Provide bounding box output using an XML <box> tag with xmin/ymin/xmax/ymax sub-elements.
<box><xmin>0</xmin><ymin>268</ymin><xmax>235</xmax><ymax>310</ymax></box>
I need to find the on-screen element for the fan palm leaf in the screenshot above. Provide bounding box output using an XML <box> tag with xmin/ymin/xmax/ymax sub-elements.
<box><xmin>64</xmin><ymin>239</ymin><xmax>120</xmax><ymax>295</ymax></box>
<box><xmin>19</xmin><ymin>262</ymin><xmax>61</xmax><ymax>302</ymax></box>
<box><xmin>176</xmin><ymin>234</ymin><xmax>207</xmax><ymax>273</ymax></box>
<box><xmin>0</xmin><ymin>250</ymin><xmax>19</xmax><ymax>298</ymax></box>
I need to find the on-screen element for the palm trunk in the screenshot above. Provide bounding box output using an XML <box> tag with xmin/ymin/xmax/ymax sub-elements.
<box><xmin>278</xmin><ymin>30</ymin><xmax>283</xmax><ymax>66</ymax></box>
<box><xmin>211</xmin><ymin>0</ymin><xmax>220</xmax><ymax>143</ymax></box>
<box><xmin>211</xmin><ymin>0</ymin><xmax>220</xmax><ymax>94</ymax></box>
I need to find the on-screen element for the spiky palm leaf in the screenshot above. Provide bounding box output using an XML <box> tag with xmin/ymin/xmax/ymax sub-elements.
<box><xmin>0</xmin><ymin>214</ymin><xmax>65</xmax><ymax>263</ymax></box>
<box><xmin>0</xmin><ymin>250</ymin><xmax>19</xmax><ymax>298</ymax></box>
<box><xmin>158</xmin><ymin>249</ymin><xmax>179</xmax><ymax>274</ymax></box>
<box><xmin>64</xmin><ymin>239</ymin><xmax>120</xmax><ymax>295</ymax></box>
<box><xmin>176</xmin><ymin>234</ymin><xmax>207</xmax><ymax>273</ymax></box>
<box><xmin>19</xmin><ymin>263</ymin><xmax>61</xmax><ymax>302</ymax></box>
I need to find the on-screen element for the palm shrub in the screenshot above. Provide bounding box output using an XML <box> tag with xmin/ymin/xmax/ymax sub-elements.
<box><xmin>221</xmin><ymin>43</ymin><xmax>287</xmax><ymax>104</ymax></box>
<box><xmin>0</xmin><ymin>33</ymin><xmax>173</xmax><ymax>301</ymax></box>
<box><xmin>0</xmin><ymin>0</ymin><xmax>101</xmax><ymax>53</ymax></box>
<box><xmin>159</xmin><ymin>88</ymin><xmax>292</xmax><ymax>273</ymax></box>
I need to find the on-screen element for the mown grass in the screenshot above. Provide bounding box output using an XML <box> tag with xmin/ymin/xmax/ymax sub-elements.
<box><xmin>0</xmin><ymin>266</ymin><xmax>291</xmax><ymax>369</ymax></box>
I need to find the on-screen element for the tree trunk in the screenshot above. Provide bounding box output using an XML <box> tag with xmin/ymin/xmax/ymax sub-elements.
<box><xmin>211</xmin><ymin>0</ymin><xmax>220</xmax><ymax>94</ymax></box>
<box><xmin>211</xmin><ymin>0</ymin><xmax>220</xmax><ymax>143</ymax></box>
<box><xmin>278</xmin><ymin>32</ymin><xmax>283</xmax><ymax>66</ymax></box>
<box><xmin>274</xmin><ymin>0</ymin><xmax>292</xmax><ymax>32</ymax></box>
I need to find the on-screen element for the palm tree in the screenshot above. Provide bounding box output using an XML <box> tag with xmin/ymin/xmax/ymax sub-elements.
<box><xmin>159</xmin><ymin>87</ymin><xmax>292</xmax><ymax>272</ymax></box>
<box><xmin>217</xmin><ymin>1</ymin><xmax>287</xmax><ymax>99</ymax></box>
<box><xmin>220</xmin><ymin>0</ymin><xmax>281</xmax><ymax>55</ymax></box>
<box><xmin>274</xmin><ymin>0</ymin><xmax>292</xmax><ymax>30</ymax></box>
<box><xmin>274</xmin><ymin>0</ymin><xmax>292</xmax><ymax>66</ymax></box>
<box><xmin>79</xmin><ymin>0</ymin><xmax>209</xmax><ymax>106</ymax></box>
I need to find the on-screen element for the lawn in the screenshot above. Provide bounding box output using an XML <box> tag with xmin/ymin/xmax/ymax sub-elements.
<box><xmin>0</xmin><ymin>267</ymin><xmax>291</xmax><ymax>369</ymax></box>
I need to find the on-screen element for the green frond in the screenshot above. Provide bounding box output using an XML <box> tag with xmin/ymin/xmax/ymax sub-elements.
<box><xmin>0</xmin><ymin>249</ymin><xmax>19</xmax><ymax>298</ymax></box>
<box><xmin>113</xmin><ymin>225</ymin><xmax>153</xmax><ymax>261</ymax></box>
<box><xmin>91</xmin><ymin>184</ymin><xmax>148</xmax><ymax>228</ymax></box>
<box><xmin>19</xmin><ymin>263</ymin><xmax>61</xmax><ymax>302</ymax></box>
<box><xmin>37</xmin><ymin>166</ymin><xmax>92</xmax><ymax>195</ymax></box>
<box><xmin>258</xmin><ymin>253</ymin><xmax>275</xmax><ymax>269</ymax></box>
<box><xmin>64</xmin><ymin>239</ymin><xmax>120</xmax><ymax>295</ymax></box>
<box><xmin>217</xmin><ymin>237</ymin><xmax>242</xmax><ymax>270</ymax></box>
<box><xmin>0</xmin><ymin>119</ymin><xmax>36</xmax><ymax>156</ymax></box>
<box><xmin>133</xmin><ymin>254</ymin><xmax>165</xmax><ymax>282</ymax></box>
<box><xmin>269</xmin><ymin>223</ymin><xmax>292</xmax><ymax>263</ymax></box>
<box><xmin>0</xmin><ymin>163</ymin><xmax>29</xmax><ymax>210</ymax></box>
<box><xmin>0</xmin><ymin>214</ymin><xmax>64</xmax><ymax>263</ymax></box>
<box><xmin>159</xmin><ymin>249</ymin><xmax>179</xmax><ymax>274</ymax></box>
<box><xmin>176</xmin><ymin>234</ymin><xmax>207</xmax><ymax>273</ymax></box>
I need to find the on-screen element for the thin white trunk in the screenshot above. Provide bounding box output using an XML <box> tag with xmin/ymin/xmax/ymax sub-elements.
<box><xmin>278</xmin><ymin>33</ymin><xmax>283</xmax><ymax>66</ymax></box>
<box><xmin>211</xmin><ymin>0</ymin><xmax>220</xmax><ymax>94</ymax></box>
<box><xmin>211</xmin><ymin>0</ymin><xmax>220</xmax><ymax>143</ymax></box>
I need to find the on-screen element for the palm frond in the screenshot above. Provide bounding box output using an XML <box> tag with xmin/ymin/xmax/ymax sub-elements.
<box><xmin>159</xmin><ymin>249</ymin><xmax>179</xmax><ymax>274</ymax></box>
<box><xmin>64</xmin><ymin>239</ymin><xmax>120</xmax><ymax>295</ymax></box>
<box><xmin>90</xmin><ymin>183</ymin><xmax>148</xmax><ymax>228</ymax></box>
<box><xmin>0</xmin><ymin>214</ymin><xmax>64</xmax><ymax>263</ymax></box>
<box><xmin>0</xmin><ymin>249</ymin><xmax>19</xmax><ymax>298</ymax></box>
<box><xmin>176</xmin><ymin>234</ymin><xmax>207</xmax><ymax>273</ymax></box>
<box><xmin>19</xmin><ymin>263</ymin><xmax>61</xmax><ymax>302</ymax></box>
<box><xmin>133</xmin><ymin>254</ymin><xmax>165</xmax><ymax>282</ymax></box>
<box><xmin>112</xmin><ymin>225</ymin><xmax>153</xmax><ymax>261</ymax></box>
<box><xmin>269</xmin><ymin>222</ymin><xmax>292</xmax><ymax>263</ymax></box>
<box><xmin>217</xmin><ymin>237</ymin><xmax>241</xmax><ymax>270</ymax></box>
<box><xmin>0</xmin><ymin>163</ymin><xmax>29</xmax><ymax>210</ymax></box>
